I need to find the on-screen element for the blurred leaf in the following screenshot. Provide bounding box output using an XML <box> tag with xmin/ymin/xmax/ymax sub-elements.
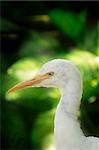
<box><xmin>1</xmin><ymin>18</ymin><xmax>20</xmax><ymax>32</ymax></box>
<box><xmin>31</xmin><ymin>109</ymin><xmax>55</xmax><ymax>150</ymax></box>
<box><xmin>49</xmin><ymin>10</ymin><xmax>86</xmax><ymax>41</ymax></box>
<box><xmin>1</xmin><ymin>101</ymin><xmax>27</xmax><ymax>149</ymax></box>
<box><xmin>19</xmin><ymin>31</ymin><xmax>59</xmax><ymax>58</ymax></box>
<box><xmin>6</xmin><ymin>58</ymin><xmax>40</xmax><ymax>81</ymax></box>
<box><xmin>79</xmin><ymin>24</ymin><xmax>99</xmax><ymax>55</ymax></box>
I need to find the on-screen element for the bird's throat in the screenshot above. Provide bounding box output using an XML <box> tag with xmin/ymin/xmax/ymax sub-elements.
<box><xmin>60</xmin><ymin>78</ymin><xmax>82</xmax><ymax>116</ymax></box>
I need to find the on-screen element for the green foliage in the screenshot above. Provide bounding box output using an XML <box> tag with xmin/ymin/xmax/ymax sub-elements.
<box><xmin>19</xmin><ymin>32</ymin><xmax>60</xmax><ymax>58</ymax></box>
<box><xmin>79</xmin><ymin>25</ymin><xmax>99</xmax><ymax>55</ymax></box>
<box><xmin>49</xmin><ymin>10</ymin><xmax>86</xmax><ymax>41</ymax></box>
<box><xmin>1</xmin><ymin>3</ymin><xmax>99</xmax><ymax>150</ymax></box>
<box><xmin>31</xmin><ymin>110</ymin><xmax>54</xmax><ymax>150</ymax></box>
<box><xmin>1</xmin><ymin>19</ymin><xmax>20</xmax><ymax>32</ymax></box>
<box><xmin>1</xmin><ymin>102</ymin><xmax>27</xmax><ymax>149</ymax></box>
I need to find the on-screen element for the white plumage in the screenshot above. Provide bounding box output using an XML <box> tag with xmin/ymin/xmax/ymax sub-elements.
<box><xmin>38</xmin><ymin>59</ymin><xmax>99</xmax><ymax>150</ymax></box>
<box><xmin>8</xmin><ymin>59</ymin><xmax>99</xmax><ymax>150</ymax></box>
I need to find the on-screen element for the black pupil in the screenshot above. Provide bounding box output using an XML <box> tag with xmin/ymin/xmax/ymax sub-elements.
<box><xmin>49</xmin><ymin>73</ymin><xmax>52</xmax><ymax>76</ymax></box>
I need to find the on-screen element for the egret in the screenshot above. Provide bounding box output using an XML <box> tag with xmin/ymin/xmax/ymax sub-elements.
<box><xmin>8</xmin><ymin>59</ymin><xmax>99</xmax><ymax>150</ymax></box>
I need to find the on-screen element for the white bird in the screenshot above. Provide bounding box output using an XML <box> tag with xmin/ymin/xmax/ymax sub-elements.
<box><xmin>8</xmin><ymin>59</ymin><xmax>99</xmax><ymax>150</ymax></box>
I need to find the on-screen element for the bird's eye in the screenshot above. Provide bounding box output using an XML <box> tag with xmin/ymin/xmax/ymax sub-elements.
<box><xmin>48</xmin><ymin>72</ymin><xmax>54</xmax><ymax>76</ymax></box>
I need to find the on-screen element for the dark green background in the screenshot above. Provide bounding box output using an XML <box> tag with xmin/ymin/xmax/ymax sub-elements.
<box><xmin>1</xmin><ymin>1</ymin><xmax>99</xmax><ymax>150</ymax></box>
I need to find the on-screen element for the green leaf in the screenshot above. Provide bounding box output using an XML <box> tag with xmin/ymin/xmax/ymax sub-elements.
<box><xmin>31</xmin><ymin>110</ymin><xmax>54</xmax><ymax>149</ymax></box>
<box><xmin>79</xmin><ymin>23</ymin><xmax>99</xmax><ymax>55</ymax></box>
<box><xmin>49</xmin><ymin>9</ymin><xmax>86</xmax><ymax>41</ymax></box>
<box><xmin>1</xmin><ymin>102</ymin><xmax>26</xmax><ymax>149</ymax></box>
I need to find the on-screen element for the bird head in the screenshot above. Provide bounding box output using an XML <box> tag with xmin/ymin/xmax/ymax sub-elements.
<box><xmin>7</xmin><ymin>59</ymin><xmax>78</xmax><ymax>93</ymax></box>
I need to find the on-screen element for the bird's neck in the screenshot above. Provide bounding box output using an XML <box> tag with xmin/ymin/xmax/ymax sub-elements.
<box><xmin>60</xmin><ymin>78</ymin><xmax>82</xmax><ymax>116</ymax></box>
<box><xmin>54</xmin><ymin>78</ymin><xmax>84</xmax><ymax>149</ymax></box>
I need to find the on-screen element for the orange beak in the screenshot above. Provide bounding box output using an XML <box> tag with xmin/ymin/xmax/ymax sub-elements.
<box><xmin>7</xmin><ymin>74</ymin><xmax>49</xmax><ymax>94</ymax></box>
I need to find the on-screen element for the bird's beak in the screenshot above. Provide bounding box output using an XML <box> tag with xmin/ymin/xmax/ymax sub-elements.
<box><xmin>7</xmin><ymin>74</ymin><xmax>49</xmax><ymax>94</ymax></box>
